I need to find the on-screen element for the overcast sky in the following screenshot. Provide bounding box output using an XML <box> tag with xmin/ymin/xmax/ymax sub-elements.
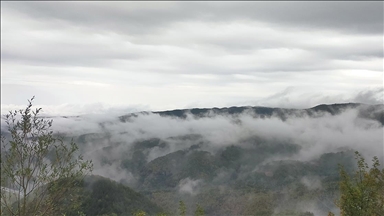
<box><xmin>1</xmin><ymin>2</ymin><xmax>383</xmax><ymax>115</ymax></box>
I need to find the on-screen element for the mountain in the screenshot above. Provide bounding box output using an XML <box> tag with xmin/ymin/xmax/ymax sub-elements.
<box><xmin>64</xmin><ymin>175</ymin><xmax>164</xmax><ymax>216</ymax></box>
<box><xmin>118</xmin><ymin>103</ymin><xmax>383</xmax><ymax>125</ymax></box>
<box><xmin>1</xmin><ymin>102</ymin><xmax>383</xmax><ymax>215</ymax></box>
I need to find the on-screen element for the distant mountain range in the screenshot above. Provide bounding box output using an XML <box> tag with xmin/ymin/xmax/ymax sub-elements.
<box><xmin>33</xmin><ymin>103</ymin><xmax>383</xmax><ymax>125</ymax></box>
<box><xmin>1</xmin><ymin>102</ymin><xmax>383</xmax><ymax>215</ymax></box>
<box><xmin>118</xmin><ymin>103</ymin><xmax>383</xmax><ymax>125</ymax></box>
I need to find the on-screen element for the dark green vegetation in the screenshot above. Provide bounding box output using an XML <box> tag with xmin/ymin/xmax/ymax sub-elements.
<box><xmin>62</xmin><ymin>103</ymin><xmax>383</xmax><ymax>215</ymax></box>
<box><xmin>1</xmin><ymin>97</ymin><xmax>92</xmax><ymax>216</ymax></box>
<box><xmin>123</xmin><ymin>143</ymin><xmax>356</xmax><ymax>215</ymax></box>
<box><xmin>119</xmin><ymin>103</ymin><xmax>383</xmax><ymax>125</ymax></box>
<box><xmin>64</xmin><ymin>176</ymin><xmax>164</xmax><ymax>216</ymax></box>
<box><xmin>1</xmin><ymin>102</ymin><xmax>383</xmax><ymax>215</ymax></box>
<box><xmin>333</xmin><ymin>152</ymin><xmax>384</xmax><ymax>216</ymax></box>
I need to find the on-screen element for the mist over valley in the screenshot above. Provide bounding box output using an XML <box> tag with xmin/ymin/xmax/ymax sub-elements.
<box><xmin>8</xmin><ymin>102</ymin><xmax>379</xmax><ymax>215</ymax></box>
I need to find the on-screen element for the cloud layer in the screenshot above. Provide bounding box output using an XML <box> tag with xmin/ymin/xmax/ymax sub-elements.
<box><xmin>32</xmin><ymin>105</ymin><xmax>382</xmax><ymax>182</ymax></box>
<box><xmin>1</xmin><ymin>2</ymin><xmax>383</xmax><ymax>113</ymax></box>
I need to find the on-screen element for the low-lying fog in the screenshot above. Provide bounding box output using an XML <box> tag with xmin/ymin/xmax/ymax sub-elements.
<box><xmin>44</xmin><ymin>104</ymin><xmax>383</xmax><ymax>180</ymax></box>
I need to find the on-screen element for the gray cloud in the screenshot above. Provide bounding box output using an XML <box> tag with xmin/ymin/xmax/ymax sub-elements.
<box><xmin>3</xmin><ymin>2</ymin><xmax>382</xmax><ymax>68</ymax></box>
<box><xmin>7</xmin><ymin>104</ymin><xmax>374</xmax><ymax>198</ymax></box>
<box><xmin>1</xmin><ymin>3</ymin><xmax>383</xmax><ymax>213</ymax></box>
<box><xmin>4</xmin><ymin>2</ymin><xmax>382</xmax><ymax>35</ymax></box>
<box><xmin>248</xmin><ymin>87</ymin><xmax>384</xmax><ymax>109</ymax></box>
<box><xmin>178</xmin><ymin>178</ymin><xmax>203</xmax><ymax>196</ymax></box>
<box><xmin>1</xmin><ymin>2</ymin><xmax>383</xmax><ymax>111</ymax></box>
<box><xmin>300</xmin><ymin>176</ymin><xmax>322</xmax><ymax>191</ymax></box>
<box><xmin>2</xmin><ymin>100</ymin><xmax>382</xmax><ymax>214</ymax></box>
<box><xmin>42</xmin><ymin>104</ymin><xmax>383</xmax><ymax>164</ymax></box>
<box><xmin>353</xmin><ymin>88</ymin><xmax>384</xmax><ymax>105</ymax></box>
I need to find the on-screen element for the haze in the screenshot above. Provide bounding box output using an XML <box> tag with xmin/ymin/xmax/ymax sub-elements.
<box><xmin>1</xmin><ymin>2</ymin><xmax>383</xmax><ymax>116</ymax></box>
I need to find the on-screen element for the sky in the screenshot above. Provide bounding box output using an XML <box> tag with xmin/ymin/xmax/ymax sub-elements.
<box><xmin>1</xmin><ymin>1</ymin><xmax>383</xmax><ymax>116</ymax></box>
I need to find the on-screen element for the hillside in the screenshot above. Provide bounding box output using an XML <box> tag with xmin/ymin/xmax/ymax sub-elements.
<box><xmin>64</xmin><ymin>175</ymin><xmax>164</xmax><ymax>216</ymax></box>
<box><xmin>1</xmin><ymin>103</ymin><xmax>383</xmax><ymax>215</ymax></box>
<box><xmin>117</xmin><ymin>103</ymin><xmax>383</xmax><ymax>127</ymax></box>
<box><xmin>53</xmin><ymin>103</ymin><xmax>381</xmax><ymax>215</ymax></box>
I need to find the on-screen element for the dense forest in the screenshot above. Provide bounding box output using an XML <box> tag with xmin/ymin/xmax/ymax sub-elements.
<box><xmin>2</xmin><ymin>103</ymin><xmax>383</xmax><ymax>215</ymax></box>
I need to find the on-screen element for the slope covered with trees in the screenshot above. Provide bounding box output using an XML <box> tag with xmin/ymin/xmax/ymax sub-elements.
<box><xmin>64</xmin><ymin>175</ymin><xmax>164</xmax><ymax>216</ymax></box>
<box><xmin>0</xmin><ymin>97</ymin><xmax>92</xmax><ymax>216</ymax></box>
<box><xmin>1</xmin><ymin>101</ymin><xmax>383</xmax><ymax>215</ymax></box>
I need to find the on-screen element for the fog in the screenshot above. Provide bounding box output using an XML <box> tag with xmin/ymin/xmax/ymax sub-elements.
<box><xmin>178</xmin><ymin>178</ymin><xmax>203</xmax><ymax>196</ymax></box>
<box><xmin>2</xmin><ymin>103</ymin><xmax>383</xmax><ymax>179</ymax></box>
<box><xmin>47</xmin><ymin>104</ymin><xmax>383</xmax><ymax>164</ymax></box>
<box><xmin>1</xmin><ymin>103</ymin><xmax>383</xmax><ymax>215</ymax></box>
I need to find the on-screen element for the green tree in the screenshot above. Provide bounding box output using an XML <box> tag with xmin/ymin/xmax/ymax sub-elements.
<box><xmin>335</xmin><ymin>151</ymin><xmax>384</xmax><ymax>216</ymax></box>
<box><xmin>133</xmin><ymin>210</ymin><xmax>146</xmax><ymax>216</ymax></box>
<box><xmin>299</xmin><ymin>212</ymin><xmax>314</xmax><ymax>216</ymax></box>
<box><xmin>194</xmin><ymin>204</ymin><xmax>204</xmax><ymax>216</ymax></box>
<box><xmin>1</xmin><ymin>97</ymin><xmax>93</xmax><ymax>216</ymax></box>
<box><xmin>178</xmin><ymin>201</ymin><xmax>186</xmax><ymax>216</ymax></box>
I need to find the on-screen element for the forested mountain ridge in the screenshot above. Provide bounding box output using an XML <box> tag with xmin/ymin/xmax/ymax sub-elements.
<box><xmin>1</xmin><ymin>103</ymin><xmax>383</xmax><ymax>215</ymax></box>
<box><xmin>118</xmin><ymin>103</ymin><xmax>383</xmax><ymax>125</ymax></box>
<box><xmin>63</xmin><ymin>175</ymin><xmax>164</xmax><ymax>216</ymax></box>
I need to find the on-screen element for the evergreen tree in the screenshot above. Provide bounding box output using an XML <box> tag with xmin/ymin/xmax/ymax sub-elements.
<box><xmin>194</xmin><ymin>204</ymin><xmax>204</xmax><ymax>216</ymax></box>
<box><xmin>178</xmin><ymin>201</ymin><xmax>186</xmax><ymax>216</ymax></box>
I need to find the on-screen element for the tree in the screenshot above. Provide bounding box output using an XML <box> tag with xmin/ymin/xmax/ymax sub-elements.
<box><xmin>1</xmin><ymin>97</ymin><xmax>93</xmax><ymax>216</ymax></box>
<box><xmin>299</xmin><ymin>212</ymin><xmax>314</xmax><ymax>216</ymax></box>
<box><xmin>334</xmin><ymin>151</ymin><xmax>384</xmax><ymax>216</ymax></box>
<box><xmin>133</xmin><ymin>211</ymin><xmax>146</xmax><ymax>216</ymax></box>
<box><xmin>178</xmin><ymin>201</ymin><xmax>186</xmax><ymax>216</ymax></box>
<box><xmin>194</xmin><ymin>204</ymin><xmax>204</xmax><ymax>216</ymax></box>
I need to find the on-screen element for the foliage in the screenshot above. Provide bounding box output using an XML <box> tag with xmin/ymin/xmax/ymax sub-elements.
<box><xmin>3</xmin><ymin>101</ymin><xmax>378</xmax><ymax>215</ymax></box>
<box><xmin>0</xmin><ymin>97</ymin><xmax>93</xmax><ymax>216</ymax></box>
<box><xmin>299</xmin><ymin>212</ymin><xmax>314</xmax><ymax>216</ymax></box>
<box><xmin>245</xmin><ymin>192</ymin><xmax>275</xmax><ymax>216</ymax></box>
<box><xmin>69</xmin><ymin>176</ymin><xmax>163</xmax><ymax>216</ymax></box>
<box><xmin>273</xmin><ymin>210</ymin><xmax>314</xmax><ymax>216</ymax></box>
<box><xmin>178</xmin><ymin>201</ymin><xmax>186</xmax><ymax>216</ymax></box>
<box><xmin>133</xmin><ymin>202</ymin><xmax>204</xmax><ymax>216</ymax></box>
<box><xmin>194</xmin><ymin>204</ymin><xmax>204</xmax><ymax>216</ymax></box>
<box><xmin>334</xmin><ymin>151</ymin><xmax>384</xmax><ymax>216</ymax></box>
<box><xmin>133</xmin><ymin>211</ymin><xmax>146</xmax><ymax>216</ymax></box>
